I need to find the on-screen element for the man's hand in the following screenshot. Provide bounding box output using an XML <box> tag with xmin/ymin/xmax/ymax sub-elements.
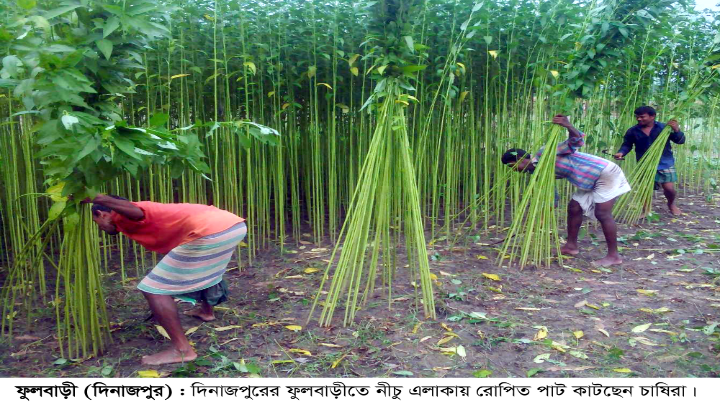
<box><xmin>613</xmin><ymin>153</ymin><xmax>625</xmax><ymax>161</ymax></box>
<box><xmin>552</xmin><ymin>114</ymin><xmax>572</xmax><ymax>128</ymax></box>
<box><xmin>667</xmin><ymin>119</ymin><xmax>680</xmax><ymax>133</ymax></box>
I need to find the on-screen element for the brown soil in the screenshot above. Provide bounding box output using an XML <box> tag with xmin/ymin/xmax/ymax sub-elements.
<box><xmin>2</xmin><ymin>191</ymin><xmax>719</xmax><ymax>378</ymax></box>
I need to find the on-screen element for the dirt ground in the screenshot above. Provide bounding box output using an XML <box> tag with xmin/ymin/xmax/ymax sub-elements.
<box><xmin>2</xmin><ymin>190</ymin><xmax>720</xmax><ymax>378</ymax></box>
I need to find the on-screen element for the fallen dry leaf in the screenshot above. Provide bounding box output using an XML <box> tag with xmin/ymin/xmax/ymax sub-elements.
<box><xmin>632</xmin><ymin>323</ymin><xmax>652</xmax><ymax>333</ymax></box>
<box><xmin>482</xmin><ymin>273</ymin><xmax>501</xmax><ymax>281</ymax></box>
<box><xmin>546</xmin><ymin>366</ymin><xmax>595</xmax><ymax>372</ymax></box>
<box><xmin>285</xmin><ymin>325</ymin><xmax>302</xmax><ymax>331</ymax></box>
<box><xmin>331</xmin><ymin>353</ymin><xmax>347</xmax><ymax>369</ymax></box>
<box><xmin>155</xmin><ymin>325</ymin><xmax>170</xmax><ymax>339</ymax></box>
<box><xmin>573</xmin><ymin>331</ymin><xmax>584</xmax><ymax>339</ymax></box>
<box><xmin>649</xmin><ymin>329</ymin><xmax>677</xmax><ymax>335</ymax></box>
<box><xmin>437</xmin><ymin>336</ymin><xmax>455</xmax><ymax>346</ymax></box>
<box><xmin>137</xmin><ymin>370</ymin><xmax>160</xmax><ymax>378</ymax></box>
<box><xmin>214</xmin><ymin>325</ymin><xmax>242</xmax><ymax>332</ymax></box>
<box><xmin>636</xmin><ymin>289</ymin><xmax>658</xmax><ymax>296</ymax></box>
<box><xmin>533</xmin><ymin>326</ymin><xmax>548</xmax><ymax>341</ymax></box>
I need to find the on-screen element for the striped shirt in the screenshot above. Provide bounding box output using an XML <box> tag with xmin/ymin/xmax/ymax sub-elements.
<box><xmin>533</xmin><ymin>132</ymin><xmax>609</xmax><ymax>190</ymax></box>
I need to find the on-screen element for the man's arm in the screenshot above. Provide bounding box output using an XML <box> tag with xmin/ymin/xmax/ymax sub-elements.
<box><xmin>93</xmin><ymin>194</ymin><xmax>145</xmax><ymax>221</ymax></box>
<box><xmin>667</xmin><ymin>119</ymin><xmax>685</xmax><ymax>144</ymax></box>
<box><xmin>615</xmin><ymin>129</ymin><xmax>634</xmax><ymax>159</ymax></box>
<box><xmin>552</xmin><ymin>115</ymin><xmax>585</xmax><ymax>153</ymax></box>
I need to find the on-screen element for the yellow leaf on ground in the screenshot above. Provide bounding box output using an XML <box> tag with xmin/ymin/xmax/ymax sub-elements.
<box><xmin>551</xmin><ymin>341</ymin><xmax>568</xmax><ymax>352</ymax></box>
<box><xmin>487</xmin><ymin>286</ymin><xmax>503</xmax><ymax>293</ymax></box>
<box><xmin>632</xmin><ymin>336</ymin><xmax>658</xmax><ymax>346</ymax></box>
<box><xmin>443</xmin><ymin>332</ymin><xmax>460</xmax><ymax>338</ymax></box>
<box><xmin>533</xmin><ymin>326</ymin><xmax>548</xmax><ymax>341</ymax></box>
<box><xmin>319</xmin><ymin>343</ymin><xmax>343</xmax><ymax>348</ymax></box>
<box><xmin>285</xmin><ymin>325</ymin><xmax>302</xmax><ymax>331</ymax></box>
<box><xmin>185</xmin><ymin>326</ymin><xmax>199</xmax><ymax>336</ymax></box>
<box><xmin>613</xmin><ymin>368</ymin><xmax>632</xmax><ymax>373</ymax></box>
<box><xmin>476</xmin><ymin>255</ymin><xmax>489</xmax><ymax>260</ymax></box>
<box><xmin>586</xmin><ymin>303</ymin><xmax>600</xmax><ymax>310</ymax></box>
<box><xmin>637</xmin><ymin>289</ymin><xmax>658</xmax><ymax>296</ymax></box>
<box><xmin>288</xmin><ymin>349</ymin><xmax>312</xmax><ymax>356</ymax></box>
<box><xmin>632</xmin><ymin>323</ymin><xmax>652</xmax><ymax>333</ymax></box>
<box><xmin>516</xmin><ymin>307</ymin><xmax>541</xmax><ymax>311</ymax></box>
<box><xmin>429</xmin><ymin>273</ymin><xmax>438</xmax><ymax>281</ymax></box>
<box><xmin>419</xmin><ymin>336</ymin><xmax>432</xmax><ymax>343</ymax></box>
<box><xmin>304</xmin><ymin>268</ymin><xmax>320</xmax><ymax>274</ymax></box>
<box><xmin>441</xmin><ymin>323</ymin><xmax>453</xmax><ymax>332</ymax></box>
<box><xmin>137</xmin><ymin>370</ymin><xmax>160</xmax><ymax>378</ymax></box>
<box><xmin>439</xmin><ymin>347</ymin><xmax>458</xmax><ymax>354</ymax></box>
<box><xmin>482</xmin><ymin>273</ymin><xmax>501</xmax><ymax>281</ymax></box>
<box><xmin>155</xmin><ymin>325</ymin><xmax>170</xmax><ymax>339</ymax></box>
<box><xmin>649</xmin><ymin>329</ymin><xmax>677</xmax><ymax>335</ymax></box>
<box><xmin>214</xmin><ymin>325</ymin><xmax>242</xmax><ymax>332</ymax></box>
<box><xmin>639</xmin><ymin>307</ymin><xmax>672</xmax><ymax>314</ymax></box>
<box><xmin>412</xmin><ymin>323</ymin><xmax>422</xmax><ymax>334</ymax></box>
<box><xmin>573</xmin><ymin>331</ymin><xmax>584</xmax><ymax>339</ymax></box>
<box><xmin>239</xmin><ymin>241</ymin><xmax>248</xmax><ymax>247</ymax></box>
<box><xmin>457</xmin><ymin>345</ymin><xmax>467</xmax><ymax>358</ymax></box>
<box><xmin>437</xmin><ymin>336</ymin><xmax>455</xmax><ymax>346</ymax></box>
<box><xmin>284</xmin><ymin>275</ymin><xmax>304</xmax><ymax>279</ymax></box>
<box><xmin>331</xmin><ymin>353</ymin><xmax>347</xmax><ymax>369</ymax></box>
<box><xmin>598</xmin><ymin>329</ymin><xmax>610</xmax><ymax>337</ymax></box>
<box><xmin>272</xmin><ymin>359</ymin><xmax>295</xmax><ymax>364</ymax></box>
<box><xmin>440</xmin><ymin>271</ymin><xmax>454</xmax><ymax>277</ymax></box>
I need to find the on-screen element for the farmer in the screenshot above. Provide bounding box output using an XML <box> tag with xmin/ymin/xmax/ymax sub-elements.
<box><xmin>87</xmin><ymin>194</ymin><xmax>247</xmax><ymax>365</ymax></box>
<box><xmin>613</xmin><ymin>106</ymin><xmax>684</xmax><ymax>215</ymax></box>
<box><xmin>501</xmin><ymin>115</ymin><xmax>630</xmax><ymax>266</ymax></box>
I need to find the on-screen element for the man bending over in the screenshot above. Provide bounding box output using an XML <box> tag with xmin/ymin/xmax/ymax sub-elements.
<box><xmin>89</xmin><ymin>194</ymin><xmax>246</xmax><ymax>365</ymax></box>
<box><xmin>501</xmin><ymin>115</ymin><xmax>631</xmax><ymax>266</ymax></box>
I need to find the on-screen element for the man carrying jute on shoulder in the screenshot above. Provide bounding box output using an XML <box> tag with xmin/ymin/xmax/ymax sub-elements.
<box><xmin>614</xmin><ymin>105</ymin><xmax>685</xmax><ymax>215</ymax></box>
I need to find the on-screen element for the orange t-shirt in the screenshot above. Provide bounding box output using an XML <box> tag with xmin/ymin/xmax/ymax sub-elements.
<box><xmin>110</xmin><ymin>201</ymin><xmax>245</xmax><ymax>254</ymax></box>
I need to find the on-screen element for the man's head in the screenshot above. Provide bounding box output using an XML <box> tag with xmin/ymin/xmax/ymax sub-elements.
<box><xmin>91</xmin><ymin>196</ymin><xmax>127</xmax><ymax>235</ymax></box>
<box><xmin>634</xmin><ymin>105</ymin><xmax>656</xmax><ymax>127</ymax></box>
<box><xmin>502</xmin><ymin>148</ymin><xmax>533</xmax><ymax>172</ymax></box>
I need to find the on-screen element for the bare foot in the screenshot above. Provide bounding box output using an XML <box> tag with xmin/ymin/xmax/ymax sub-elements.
<box><xmin>184</xmin><ymin>307</ymin><xmax>215</xmax><ymax>322</ymax></box>
<box><xmin>141</xmin><ymin>347</ymin><xmax>197</xmax><ymax>365</ymax></box>
<box><xmin>560</xmin><ymin>244</ymin><xmax>580</xmax><ymax>255</ymax></box>
<box><xmin>669</xmin><ymin>204</ymin><xmax>682</xmax><ymax>215</ymax></box>
<box><xmin>592</xmin><ymin>255</ymin><xmax>623</xmax><ymax>267</ymax></box>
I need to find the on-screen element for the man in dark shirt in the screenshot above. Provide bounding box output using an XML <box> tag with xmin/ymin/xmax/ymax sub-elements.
<box><xmin>614</xmin><ymin>106</ymin><xmax>684</xmax><ymax>215</ymax></box>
